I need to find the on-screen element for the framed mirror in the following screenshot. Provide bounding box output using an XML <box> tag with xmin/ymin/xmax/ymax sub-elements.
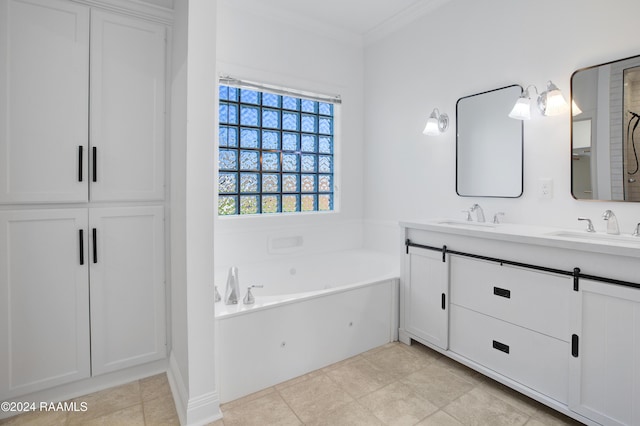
<box><xmin>456</xmin><ymin>85</ymin><xmax>523</xmax><ymax>197</ymax></box>
<box><xmin>571</xmin><ymin>54</ymin><xmax>640</xmax><ymax>201</ymax></box>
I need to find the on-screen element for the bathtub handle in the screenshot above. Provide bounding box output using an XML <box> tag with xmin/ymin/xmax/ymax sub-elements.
<box><xmin>243</xmin><ymin>285</ymin><xmax>264</xmax><ymax>305</ymax></box>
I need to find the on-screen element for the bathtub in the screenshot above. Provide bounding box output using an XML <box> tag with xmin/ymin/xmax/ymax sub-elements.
<box><xmin>215</xmin><ymin>249</ymin><xmax>400</xmax><ymax>403</ymax></box>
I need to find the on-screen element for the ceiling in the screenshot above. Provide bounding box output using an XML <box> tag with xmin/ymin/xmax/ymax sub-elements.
<box><xmin>221</xmin><ymin>0</ymin><xmax>449</xmax><ymax>42</ymax></box>
<box><xmin>142</xmin><ymin>0</ymin><xmax>448</xmax><ymax>43</ymax></box>
<box><xmin>249</xmin><ymin>0</ymin><xmax>433</xmax><ymax>35</ymax></box>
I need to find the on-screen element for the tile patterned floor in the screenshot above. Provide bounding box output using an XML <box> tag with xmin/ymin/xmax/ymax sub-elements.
<box><xmin>1</xmin><ymin>341</ymin><xmax>584</xmax><ymax>425</ymax></box>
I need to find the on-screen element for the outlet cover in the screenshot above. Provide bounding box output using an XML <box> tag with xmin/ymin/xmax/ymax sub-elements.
<box><xmin>539</xmin><ymin>178</ymin><xmax>553</xmax><ymax>199</ymax></box>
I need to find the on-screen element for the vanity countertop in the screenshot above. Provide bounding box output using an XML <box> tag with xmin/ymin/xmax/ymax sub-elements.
<box><xmin>400</xmin><ymin>219</ymin><xmax>640</xmax><ymax>259</ymax></box>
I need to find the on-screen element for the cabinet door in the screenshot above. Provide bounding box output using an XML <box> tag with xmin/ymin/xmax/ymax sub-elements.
<box><xmin>404</xmin><ymin>246</ymin><xmax>449</xmax><ymax>349</ymax></box>
<box><xmin>90</xmin><ymin>11</ymin><xmax>166</xmax><ymax>202</ymax></box>
<box><xmin>0</xmin><ymin>209</ymin><xmax>90</xmax><ymax>399</ymax></box>
<box><xmin>569</xmin><ymin>279</ymin><xmax>640</xmax><ymax>426</ymax></box>
<box><xmin>0</xmin><ymin>0</ymin><xmax>89</xmax><ymax>203</ymax></box>
<box><xmin>89</xmin><ymin>206</ymin><xmax>166</xmax><ymax>375</ymax></box>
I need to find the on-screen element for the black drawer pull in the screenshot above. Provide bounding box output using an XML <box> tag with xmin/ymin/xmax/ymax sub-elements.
<box><xmin>493</xmin><ymin>286</ymin><xmax>511</xmax><ymax>299</ymax></box>
<box><xmin>441</xmin><ymin>293</ymin><xmax>446</xmax><ymax>310</ymax></box>
<box><xmin>492</xmin><ymin>340</ymin><xmax>510</xmax><ymax>354</ymax></box>
<box><xmin>79</xmin><ymin>229</ymin><xmax>84</xmax><ymax>265</ymax></box>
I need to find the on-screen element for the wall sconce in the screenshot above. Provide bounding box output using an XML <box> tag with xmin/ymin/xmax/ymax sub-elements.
<box><xmin>572</xmin><ymin>100</ymin><xmax>582</xmax><ymax>116</ymax></box>
<box><xmin>508</xmin><ymin>81</ymin><xmax>570</xmax><ymax>120</ymax></box>
<box><xmin>423</xmin><ymin>108</ymin><xmax>449</xmax><ymax>136</ymax></box>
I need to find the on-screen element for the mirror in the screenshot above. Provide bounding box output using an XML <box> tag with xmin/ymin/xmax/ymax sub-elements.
<box><xmin>571</xmin><ymin>54</ymin><xmax>640</xmax><ymax>201</ymax></box>
<box><xmin>456</xmin><ymin>85</ymin><xmax>523</xmax><ymax>198</ymax></box>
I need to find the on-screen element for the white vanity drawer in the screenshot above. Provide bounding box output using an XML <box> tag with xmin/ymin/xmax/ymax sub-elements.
<box><xmin>449</xmin><ymin>304</ymin><xmax>568</xmax><ymax>404</ymax></box>
<box><xmin>450</xmin><ymin>256</ymin><xmax>572</xmax><ymax>341</ymax></box>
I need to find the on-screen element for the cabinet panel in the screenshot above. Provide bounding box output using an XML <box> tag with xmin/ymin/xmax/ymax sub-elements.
<box><xmin>89</xmin><ymin>206</ymin><xmax>166</xmax><ymax>375</ymax></box>
<box><xmin>404</xmin><ymin>246</ymin><xmax>449</xmax><ymax>349</ymax></box>
<box><xmin>0</xmin><ymin>209</ymin><xmax>90</xmax><ymax>399</ymax></box>
<box><xmin>90</xmin><ymin>11</ymin><xmax>166</xmax><ymax>202</ymax></box>
<box><xmin>0</xmin><ymin>0</ymin><xmax>89</xmax><ymax>203</ymax></box>
<box><xmin>450</xmin><ymin>256</ymin><xmax>572</xmax><ymax>341</ymax></box>
<box><xmin>450</xmin><ymin>304</ymin><xmax>569</xmax><ymax>403</ymax></box>
<box><xmin>569</xmin><ymin>280</ymin><xmax>640</xmax><ymax>426</ymax></box>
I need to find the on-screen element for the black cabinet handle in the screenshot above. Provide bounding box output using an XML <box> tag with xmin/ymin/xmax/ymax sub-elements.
<box><xmin>492</xmin><ymin>340</ymin><xmax>510</xmax><ymax>354</ymax></box>
<box><xmin>78</xmin><ymin>146</ymin><xmax>83</xmax><ymax>182</ymax></box>
<box><xmin>441</xmin><ymin>293</ymin><xmax>446</xmax><ymax>310</ymax></box>
<box><xmin>79</xmin><ymin>229</ymin><xmax>84</xmax><ymax>265</ymax></box>
<box><xmin>493</xmin><ymin>286</ymin><xmax>511</xmax><ymax>299</ymax></box>
<box><xmin>571</xmin><ymin>334</ymin><xmax>579</xmax><ymax>357</ymax></box>
<box><xmin>92</xmin><ymin>228</ymin><xmax>97</xmax><ymax>264</ymax></box>
<box><xmin>92</xmin><ymin>147</ymin><xmax>97</xmax><ymax>182</ymax></box>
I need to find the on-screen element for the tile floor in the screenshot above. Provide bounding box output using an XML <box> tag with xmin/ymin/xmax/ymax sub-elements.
<box><xmin>1</xmin><ymin>341</ymin><xmax>584</xmax><ymax>426</ymax></box>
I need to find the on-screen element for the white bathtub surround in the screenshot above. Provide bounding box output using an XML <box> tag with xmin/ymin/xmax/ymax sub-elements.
<box><xmin>215</xmin><ymin>249</ymin><xmax>400</xmax><ymax>403</ymax></box>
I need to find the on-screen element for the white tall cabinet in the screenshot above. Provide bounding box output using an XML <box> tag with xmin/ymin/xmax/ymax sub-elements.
<box><xmin>0</xmin><ymin>0</ymin><xmax>167</xmax><ymax>402</ymax></box>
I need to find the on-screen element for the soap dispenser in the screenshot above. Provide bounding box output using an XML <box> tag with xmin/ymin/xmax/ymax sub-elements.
<box><xmin>224</xmin><ymin>266</ymin><xmax>240</xmax><ymax>305</ymax></box>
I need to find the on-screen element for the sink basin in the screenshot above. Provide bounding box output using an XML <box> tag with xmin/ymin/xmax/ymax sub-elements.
<box><xmin>435</xmin><ymin>220</ymin><xmax>496</xmax><ymax>228</ymax></box>
<box><xmin>546</xmin><ymin>231</ymin><xmax>640</xmax><ymax>244</ymax></box>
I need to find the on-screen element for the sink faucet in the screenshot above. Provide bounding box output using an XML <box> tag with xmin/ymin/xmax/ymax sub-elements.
<box><xmin>578</xmin><ymin>217</ymin><xmax>595</xmax><ymax>232</ymax></box>
<box><xmin>470</xmin><ymin>204</ymin><xmax>485</xmax><ymax>223</ymax></box>
<box><xmin>633</xmin><ymin>223</ymin><xmax>640</xmax><ymax>237</ymax></box>
<box><xmin>602</xmin><ymin>210</ymin><xmax>620</xmax><ymax>235</ymax></box>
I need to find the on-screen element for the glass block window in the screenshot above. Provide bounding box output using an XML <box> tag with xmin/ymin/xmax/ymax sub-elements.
<box><xmin>218</xmin><ymin>84</ymin><xmax>335</xmax><ymax>215</ymax></box>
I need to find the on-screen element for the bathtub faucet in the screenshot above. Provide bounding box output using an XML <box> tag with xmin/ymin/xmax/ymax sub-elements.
<box><xmin>224</xmin><ymin>266</ymin><xmax>240</xmax><ymax>305</ymax></box>
<box><xmin>243</xmin><ymin>285</ymin><xmax>264</xmax><ymax>305</ymax></box>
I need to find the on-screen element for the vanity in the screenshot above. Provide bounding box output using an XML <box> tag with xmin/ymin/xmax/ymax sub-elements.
<box><xmin>399</xmin><ymin>220</ymin><xmax>640</xmax><ymax>426</ymax></box>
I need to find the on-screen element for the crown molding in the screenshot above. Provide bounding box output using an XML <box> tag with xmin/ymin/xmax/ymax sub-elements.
<box><xmin>364</xmin><ymin>0</ymin><xmax>452</xmax><ymax>46</ymax></box>
<box><xmin>71</xmin><ymin>0</ymin><xmax>173</xmax><ymax>24</ymax></box>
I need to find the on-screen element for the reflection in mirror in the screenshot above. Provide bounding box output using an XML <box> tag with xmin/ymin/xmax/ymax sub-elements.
<box><xmin>571</xmin><ymin>54</ymin><xmax>640</xmax><ymax>201</ymax></box>
<box><xmin>456</xmin><ymin>85</ymin><xmax>523</xmax><ymax>198</ymax></box>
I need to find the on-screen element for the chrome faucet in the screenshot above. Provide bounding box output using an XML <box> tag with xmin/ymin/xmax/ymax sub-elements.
<box><xmin>633</xmin><ymin>223</ymin><xmax>640</xmax><ymax>237</ymax></box>
<box><xmin>578</xmin><ymin>217</ymin><xmax>595</xmax><ymax>233</ymax></box>
<box><xmin>602</xmin><ymin>210</ymin><xmax>620</xmax><ymax>235</ymax></box>
<box><xmin>243</xmin><ymin>285</ymin><xmax>264</xmax><ymax>305</ymax></box>
<box><xmin>493</xmin><ymin>212</ymin><xmax>505</xmax><ymax>224</ymax></box>
<box><xmin>470</xmin><ymin>204</ymin><xmax>485</xmax><ymax>222</ymax></box>
<box><xmin>224</xmin><ymin>266</ymin><xmax>240</xmax><ymax>305</ymax></box>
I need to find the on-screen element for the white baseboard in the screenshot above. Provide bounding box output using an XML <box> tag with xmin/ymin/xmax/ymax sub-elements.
<box><xmin>167</xmin><ymin>352</ymin><xmax>222</xmax><ymax>426</ymax></box>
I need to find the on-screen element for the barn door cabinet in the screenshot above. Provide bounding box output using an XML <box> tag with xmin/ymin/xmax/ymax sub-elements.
<box><xmin>0</xmin><ymin>0</ymin><xmax>166</xmax><ymax>203</ymax></box>
<box><xmin>0</xmin><ymin>206</ymin><xmax>166</xmax><ymax>399</ymax></box>
<box><xmin>569</xmin><ymin>280</ymin><xmax>640</xmax><ymax>426</ymax></box>
<box><xmin>400</xmin><ymin>222</ymin><xmax>640</xmax><ymax>426</ymax></box>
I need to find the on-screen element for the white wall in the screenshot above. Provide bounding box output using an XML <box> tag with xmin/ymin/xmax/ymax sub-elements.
<box><xmin>214</xmin><ymin>0</ymin><xmax>365</xmax><ymax>271</ymax></box>
<box><xmin>169</xmin><ymin>0</ymin><xmax>220</xmax><ymax>424</ymax></box>
<box><xmin>364</xmin><ymin>0</ymin><xmax>640</xmax><ymax>253</ymax></box>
